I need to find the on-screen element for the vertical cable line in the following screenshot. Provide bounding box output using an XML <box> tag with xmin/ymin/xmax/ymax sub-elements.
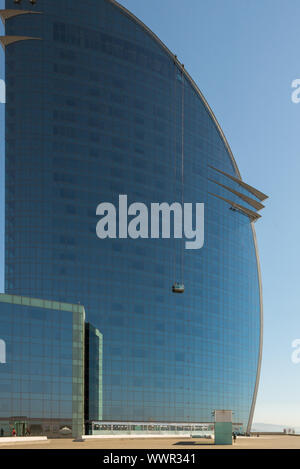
<box><xmin>172</xmin><ymin>64</ymin><xmax>185</xmax><ymax>294</ymax></box>
<box><xmin>173</xmin><ymin>63</ymin><xmax>177</xmax><ymax>283</ymax></box>
<box><xmin>181</xmin><ymin>70</ymin><xmax>185</xmax><ymax>284</ymax></box>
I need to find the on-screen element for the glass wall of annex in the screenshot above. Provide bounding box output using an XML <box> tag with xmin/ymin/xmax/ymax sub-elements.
<box><xmin>0</xmin><ymin>294</ymin><xmax>85</xmax><ymax>437</ymax></box>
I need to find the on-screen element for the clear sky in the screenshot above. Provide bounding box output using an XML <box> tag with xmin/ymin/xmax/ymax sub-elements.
<box><xmin>1</xmin><ymin>0</ymin><xmax>300</xmax><ymax>428</ymax></box>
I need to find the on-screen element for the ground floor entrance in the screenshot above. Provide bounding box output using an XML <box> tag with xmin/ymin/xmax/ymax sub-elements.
<box><xmin>14</xmin><ymin>421</ymin><xmax>26</xmax><ymax>437</ymax></box>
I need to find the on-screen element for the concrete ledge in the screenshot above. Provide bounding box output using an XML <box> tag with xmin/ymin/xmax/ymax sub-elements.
<box><xmin>83</xmin><ymin>433</ymin><xmax>192</xmax><ymax>439</ymax></box>
<box><xmin>0</xmin><ymin>436</ymin><xmax>47</xmax><ymax>444</ymax></box>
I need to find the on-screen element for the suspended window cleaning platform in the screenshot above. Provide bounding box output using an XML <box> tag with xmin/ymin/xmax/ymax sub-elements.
<box><xmin>172</xmin><ymin>283</ymin><xmax>185</xmax><ymax>294</ymax></box>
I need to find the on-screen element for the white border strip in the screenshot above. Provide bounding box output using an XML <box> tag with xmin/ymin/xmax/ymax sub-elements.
<box><xmin>0</xmin><ymin>436</ymin><xmax>47</xmax><ymax>443</ymax></box>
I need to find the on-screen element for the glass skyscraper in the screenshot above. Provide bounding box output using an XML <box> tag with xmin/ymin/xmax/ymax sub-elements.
<box><xmin>1</xmin><ymin>0</ymin><xmax>267</xmax><ymax>435</ymax></box>
<box><xmin>0</xmin><ymin>293</ymin><xmax>85</xmax><ymax>437</ymax></box>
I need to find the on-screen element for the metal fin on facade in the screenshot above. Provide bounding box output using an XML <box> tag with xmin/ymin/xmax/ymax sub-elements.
<box><xmin>0</xmin><ymin>9</ymin><xmax>42</xmax><ymax>24</ymax></box>
<box><xmin>209</xmin><ymin>165</ymin><xmax>268</xmax><ymax>201</ymax></box>
<box><xmin>208</xmin><ymin>178</ymin><xmax>265</xmax><ymax>211</ymax></box>
<box><xmin>209</xmin><ymin>192</ymin><xmax>262</xmax><ymax>222</ymax></box>
<box><xmin>0</xmin><ymin>35</ymin><xmax>41</xmax><ymax>49</ymax></box>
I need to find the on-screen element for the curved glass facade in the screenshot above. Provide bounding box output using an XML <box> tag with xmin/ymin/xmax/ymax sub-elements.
<box><xmin>3</xmin><ymin>0</ymin><xmax>262</xmax><ymax>432</ymax></box>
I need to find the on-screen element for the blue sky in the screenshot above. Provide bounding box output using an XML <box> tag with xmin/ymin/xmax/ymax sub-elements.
<box><xmin>0</xmin><ymin>0</ymin><xmax>300</xmax><ymax>427</ymax></box>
